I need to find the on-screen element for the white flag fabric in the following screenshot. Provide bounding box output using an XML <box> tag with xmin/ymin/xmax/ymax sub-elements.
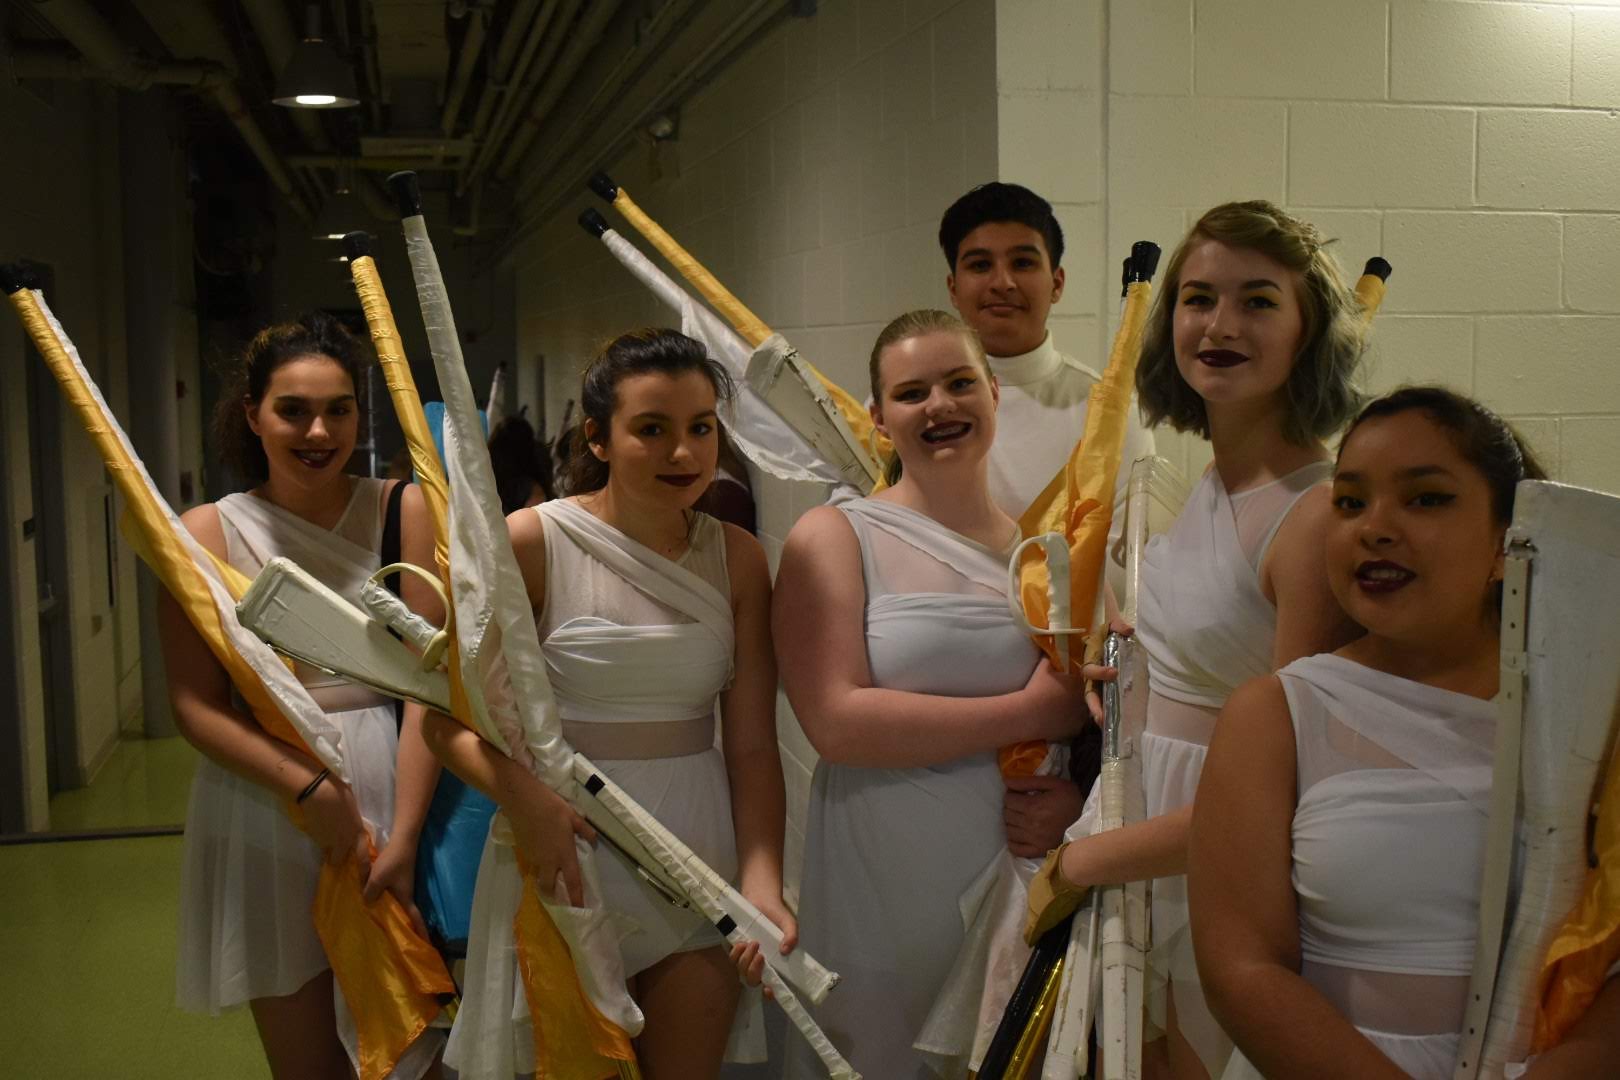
<box><xmin>29</xmin><ymin>289</ymin><xmax>348</xmax><ymax>777</ymax></box>
<box><xmin>598</xmin><ymin>228</ymin><xmax>844</xmax><ymax>488</ymax></box>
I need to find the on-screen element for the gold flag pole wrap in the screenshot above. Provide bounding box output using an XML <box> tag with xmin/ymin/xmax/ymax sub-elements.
<box><xmin>343</xmin><ymin>232</ymin><xmax>453</xmax><ymax>569</ymax></box>
<box><xmin>2</xmin><ymin>267</ymin><xmax>453</xmax><ymax>1080</ymax></box>
<box><xmin>587</xmin><ymin>171</ymin><xmax>890</xmax><ymax>478</ymax></box>
<box><xmin>342</xmin><ymin>231</ymin><xmax>481</xmax><ymax>746</ymax></box>
<box><xmin>1354</xmin><ymin>255</ymin><xmax>1392</xmax><ymax>321</ymax></box>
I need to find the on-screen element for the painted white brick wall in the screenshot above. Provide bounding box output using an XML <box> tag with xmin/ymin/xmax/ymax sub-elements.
<box><xmin>1105</xmin><ymin>0</ymin><xmax>1620</xmax><ymax>492</ymax></box>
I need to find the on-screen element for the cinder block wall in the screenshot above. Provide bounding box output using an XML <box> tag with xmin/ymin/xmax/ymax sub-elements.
<box><xmin>1103</xmin><ymin>0</ymin><xmax>1620</xmax><ymax>489</ymax></box>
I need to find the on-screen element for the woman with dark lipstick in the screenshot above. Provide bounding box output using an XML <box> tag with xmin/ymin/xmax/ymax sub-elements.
<box><xmin>1191</xmin><ymin>388</ymin><xmax>1620</xmax><ymax>1079</ymax></box>
<box><xmin>423</xmin><ymin>328</ymin><xmax>793</xmax><ymax>1078</ymax></box>
<box><xmin>1024</xmin><ymin>202</ymin><xmax>1366</xmax><ymax>1079</ymax></box>
<box><xmin>163</xmin><ymin>313</ymin><xmax>443</xmax><ymax>1079</ymax></box>
<box><xmin>774</xmin><ymin>309</ymin><xmax>1104</xmax><ymax>1078</ymax></box>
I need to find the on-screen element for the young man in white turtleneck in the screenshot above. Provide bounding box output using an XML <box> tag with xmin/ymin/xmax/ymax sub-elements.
<box><xmin>940</xmin><ymin>182</ymin><xmax>1155</xmax><ymax>856</ymax></box>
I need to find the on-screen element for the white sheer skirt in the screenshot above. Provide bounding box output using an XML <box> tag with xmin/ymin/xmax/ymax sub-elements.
<box><xmin>175</xmin><ymin>703</ymin><xmax>399</xmax><ymax>1013</ymax></box>
<box><xmin>1141</xmin><ymin>723</ymin><xmax>1232</xmax><ymax>1075</ymax></box>
<box><xmin>1221</xmin><ymin>1029</ymin><xmax>1460</xmax><ymax>1080</ymax></box>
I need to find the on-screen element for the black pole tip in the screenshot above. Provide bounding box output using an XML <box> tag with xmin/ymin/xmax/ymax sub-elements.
<box><xmin>341</xmin><ymin>231</ymin><xmax>373</xmax><ymax>261</ymax></box>
<box><xmin>386</xmin><ymin>172</ymin><xmax>423</xmax><ymax>219</ymax></box>
<box><xmin>578</xmin><ymin>208</ymin><xmax>609</xmax><ymax>238</ymax></box>
<box><xmin>0</xmin><ymin>262</ymin><xmax>32</xmax><ymax>295</ymax></box>
<box><xmin>1131</xmin><ymin>240</ymin><xmax>1162</xmax><ymax>282</ymax></box>
<box><xmin>1363</xmin><ymin>256</ymin><xmax>1392</xmax><ymax>282</ymax></box>
<box><xmin>587</xmin><ymin>172</ymin><xmax>619</xmax><ymax>202</ymax></box>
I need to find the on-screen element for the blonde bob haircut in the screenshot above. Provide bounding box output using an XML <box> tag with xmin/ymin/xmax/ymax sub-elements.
<box><xmin>1135</xmin><ymin>200</ymin><xmax>1366</xmax><ymax>446</ymax></box>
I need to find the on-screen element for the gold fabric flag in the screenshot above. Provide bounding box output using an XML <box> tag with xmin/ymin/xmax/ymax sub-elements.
<box><xmin>1533</xmin><ymin>749</ymin><xmax>1620</xmax><ymax>1050</ymax></box>
<box><xmin>514</xmin><ymin>852</ymin><xmax>639</xmax><ymax>1080</ymax></box>
<box><xmin>1004</xmin><ymin>267</ymin><xmax>1156</xmax><ymax>778</ymax></box>
<box><xmin>315</xmin><ymin>838</ymin><xmax>458</xmax><ymax>1080</ymax></box>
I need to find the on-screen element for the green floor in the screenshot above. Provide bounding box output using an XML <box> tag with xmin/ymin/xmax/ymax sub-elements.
<box><xmin>0</xmin><ymin>834</ymin><xmax>269</xmax><ymax>1079</ymax></box>
<box><xmin>48</xmin><ymin>734</ymin><xmax>199</xmax><ymax>832</ymax></box>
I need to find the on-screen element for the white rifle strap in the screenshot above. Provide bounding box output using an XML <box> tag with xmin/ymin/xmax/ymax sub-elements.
<box><xmin>1453</xmin><ymin>541</ymin><xmax>1532</xmax><ymax>1079</ymax></box>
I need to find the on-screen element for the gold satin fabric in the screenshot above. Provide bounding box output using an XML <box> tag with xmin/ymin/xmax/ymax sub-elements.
<box><xmin>1533</xmin><ymin>747</ymin><xmax>1620</xmax><ymax>1050</ymax></box>
<box><xmin>1001</xmin><ymin>280</ymin><xmax>1154</xmax><ymax>778</ymax></box>
<box><xmin>314</xmin><ymin>838</ymin><xmax>458</xmax><ymax>1079</ymax></box>
<box><xmin>514</xmin><ymin>852</ymin><xmax>639</xmax><ymax>1080</ymax></box>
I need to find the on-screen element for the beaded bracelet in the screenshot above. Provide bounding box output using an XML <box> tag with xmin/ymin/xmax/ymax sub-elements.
<box><xmin>296</xmin><ymin>767</ymin><xmax>330</xmax><ymax>804</ymax></box>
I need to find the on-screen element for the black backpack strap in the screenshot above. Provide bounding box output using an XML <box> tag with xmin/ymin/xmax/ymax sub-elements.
<box><xmin>380</xmin><ymin>479</ymin><xmax>407</xmax><ymax>730</ymax></box>
<box><xmin>381</xmin><ymin>478</ymin><xmax>406</xmax><ymax>596</ymax></box>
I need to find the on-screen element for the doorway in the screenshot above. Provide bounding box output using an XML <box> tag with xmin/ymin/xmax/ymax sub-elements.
<box><xmin>21</xmin><ymin>264</ymin><xmax>80</xmax><ymax>798</ymax></box>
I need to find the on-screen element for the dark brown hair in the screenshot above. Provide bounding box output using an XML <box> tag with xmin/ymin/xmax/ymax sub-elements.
<box><xmin>1136</xmin><ymin>200</ymin><xmax>1366</xmax><ymax>445</ymax></box>
<box><xmin>488</xmin><ymin>415</ymin><xmax>554</xmax><ymax>513</ymax></box>
<box><xmin>559</xmin><ymin>328</ymin><xmax>735</xmax><ymax>496</ymax></box>
<box><xmin>938</xmin><ymin>182</ymin><xmax>1065</xmax><ymax>269</ymax></box>
<box><xmin>1338</xmin><ymin>386</ymin><xmax>1546</xmax><ymax>525</ymax></box>
<box><xmin>210</xmin><ymin>312</ymin><xmax>366</xmax><ymax>487</ymax></box>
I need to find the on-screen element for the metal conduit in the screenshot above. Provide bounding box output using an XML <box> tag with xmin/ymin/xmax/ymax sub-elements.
<box><xmin>493</xmin><ymin>0</ymin><xmax>626</xmax><ymax>180</ymax></box>
<box><xmin>19</xmin><ymin>0</ymin><xmax>314</xmax><ymax>220</ymax></box>
<box><xmin>440</xmin><ymin>4</ymin><xmax>489</xmax><ymax>135</ymax></box>
<box><xmin>459</xmin><ymin>0</ymin><xmax>576</xmax><ymax>194</ymax></box>
<box><xmin>463</xmin><ymin>0</ymin><xmax>542</xmax><ymax>141</ymax></box>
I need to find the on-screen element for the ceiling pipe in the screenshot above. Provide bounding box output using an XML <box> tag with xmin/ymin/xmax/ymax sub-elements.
<box><xmin>238</xmin><ymin>0</ymin><xmax>395</xmax><ymax>222</ymax></box>
<box><xmin>510</xmin><ymin>0</ymin><xmax>702</xmax><ymax>196</ymax></box>
<box><xmin>18</xmin><ymin>0</ymin><xmax>314</xmax><ymax>220</ymax></box>
<box><xmin>462</xmin><ymin>0</ymin><xmax>542</xmax><ymax>146</ymax></box>
<box><xmin>500</xmin><ymin>0</ymin><xmax>784</xmax><ymax>253</ymax></box>
<box><xmin>129</xmin><ymin>0</ymin><xmax>321</xmax><ymax>210</ymax></box>
<box><xmin>458</xmin><ymin>0</ymin><xmax>573</xmax><ymax>195</ymax></box>
<box><xmin>492</xmin><ymin>0</ymin><xmax>625</xmax><ymax>181</ymax></box>
<box><xmin>440</xmin><ymin>2</ymin><xmax>489</xmax><ymax>135</ymax></box>
<box><xmin>356</xmin><ymin>0</ymin><xmax>385</xmax><ymax>128</ymax></box>
<box><xmin>288</xmin><ymin>153</ymin><xmax>464</xmax><ymax>171</ymax></box>
<box><xmin>23</xmin><ymin>0</ymin><xmax>145</xmax><ymax>83</ymax></box>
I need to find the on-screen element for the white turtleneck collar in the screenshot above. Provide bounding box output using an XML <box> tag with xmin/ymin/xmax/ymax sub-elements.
<box><xmin>986</xmin><ymin>331</ymin><xmax>1062</xmax><ymax>388</ymax></box>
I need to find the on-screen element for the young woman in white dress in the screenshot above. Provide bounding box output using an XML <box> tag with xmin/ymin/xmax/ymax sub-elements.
<box><xmin>161</xmin><ymin>313</ymin><xmax>442</xmax><ymax>1079</ymax></box>
<box><xmin>423</xmin><ymin>328</ymin><xmax>793</xmax><ymax>1079</ymax></box>
<box><xmin>775</xmin><ymin>309</ymin><xmax>1103</xmax><ymax>1079</ymax></box>
<box><xmin>1191</xmin><ymin>386</ymin><xmax>1620</xmax><ymax>1079</ymax></box>
<box><xmin>1024</xmin><ymin>202</ymin><xmax>1366</xmax><ymax>1079</ymax></box>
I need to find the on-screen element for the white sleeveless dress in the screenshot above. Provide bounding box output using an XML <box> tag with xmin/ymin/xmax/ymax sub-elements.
<box><xmin>1222</xmin><ymin>654</ymin><xmax>1494</xmax><ymax>1080</ymax></box>
<box><xmin>175</xmin><ymin>479</ymin><xmax>443</xmax><ymax>1077</ymax></box>
<box><xmin>447</xmin><ymin>498</ymin><xmax>755</xmax><ymax>1077</ymax></box>
<box><xmin>1132</xmin><ymin>460</ymin><xmax>1331</xmax><ymax>1071</ymax></box>
<box><xmin>784</xmin><ymin>498</ymin><xmax>1041</xmax><ymax>1080</ymax></box>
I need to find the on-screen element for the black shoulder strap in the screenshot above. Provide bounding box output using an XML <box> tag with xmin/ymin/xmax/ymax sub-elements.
<box><xmin>381</xmin><ymin>479</ymin><xmax>406</xmax><ymax>598</ymax></box>
<box><xmin>380</xmin><ymin>480</ymin><xmax>408</xmax><ymax>732</ymax></box>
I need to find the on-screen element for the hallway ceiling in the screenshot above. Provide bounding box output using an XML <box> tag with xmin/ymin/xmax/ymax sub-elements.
<box><xmin>5</xmin><ymin>0</ymin><xmax>801</xmax><ymax>239</ymax></box>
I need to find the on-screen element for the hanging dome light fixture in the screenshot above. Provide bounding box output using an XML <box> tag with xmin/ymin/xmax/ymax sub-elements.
<box><xmin>273</xmin><ymin>4</ymin><xmax>361</xmax><ymax>109</ymax></box>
